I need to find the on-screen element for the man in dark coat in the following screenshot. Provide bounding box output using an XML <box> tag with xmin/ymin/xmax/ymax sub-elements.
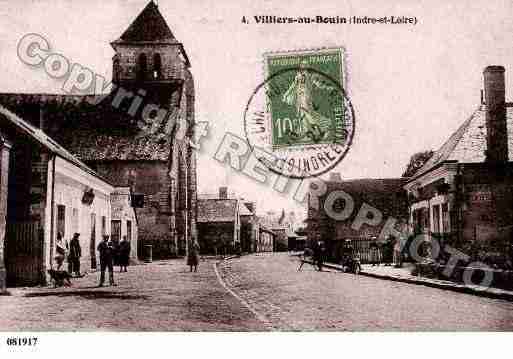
<box><xmin>118</xmin><ymin>236</ymin><xmax>131</xmax><ymax>273</ymax></box>
<box><xmin>97</xmin><ymin>235</ymin><xmax>116</xmax><ymax>287</ymax></box>
<box><xmin>313</xmin><ymin>241</ymin><xmax>325</xmax><ymax>271</ymax></box>
<box><xmin>68</xmin><ymin>233</ymin><xmax>82</xmax><ymax>277</ymax></box>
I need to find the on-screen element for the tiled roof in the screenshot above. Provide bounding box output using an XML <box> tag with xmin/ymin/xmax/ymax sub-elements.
<box><xmin>0</xmin><ymin>92</ymin><xmax>177</xmax><ymax>161</ymax></box>
<box><xmin>115</xmin><ymin>2</ymin><xmax>177</xmax><ymax>43</ymax></box>
<box><xmin>197</xmin><ymin>199</ymin><xmax>238</xmax><ymax>223</ymax></box>
<box><xmin>0</xmin><ymin>105</ymin><xmax>111</xmax><ymax>184</ymax></box>
<box><xmin>411</xmin><ymin>104</ymin><xmax>513</xmax><ymax>180</ymax></box>
<box><xmin>311</xmin><ymin>178</ymin><xmax>408</xmax><ymax>219</ymax></box>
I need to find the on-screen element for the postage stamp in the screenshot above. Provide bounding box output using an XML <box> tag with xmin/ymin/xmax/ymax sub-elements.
<box><xmin>244</xmin><ymin>47</ymin><xmax>355</xmax><ymax>179</ymax></box>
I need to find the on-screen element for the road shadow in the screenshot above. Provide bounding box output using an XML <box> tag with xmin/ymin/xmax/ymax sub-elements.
<box><xmin>24</xmin><ymin>290</ymin><xmax>148</xmax><ymax>300</ymax></box>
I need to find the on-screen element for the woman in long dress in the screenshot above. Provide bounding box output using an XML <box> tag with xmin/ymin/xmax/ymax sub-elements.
<box><xmin>187</xmin><ymin>240</ymin><xmax>200</xmax><ymax>272</ymax></box>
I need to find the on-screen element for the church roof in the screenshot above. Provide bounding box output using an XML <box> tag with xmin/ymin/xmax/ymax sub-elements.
<box><xmin>409</xmin><ymin>104</ymin><xmax>513</xmax><ymax>180</ymax></box>
<box><xmin>115</xmin><ymin>1</ymin><xmax>178</xmax><ymax>44</ymax></box>
<box><xmin>0</xmin><ymin>92</ymin><xmax>179</xmax><ymax>162</ymax></box>
<box><xmin>0</xmin><ymin>105</ymin><xmax>112</xmax><ymax>185</ymax></box>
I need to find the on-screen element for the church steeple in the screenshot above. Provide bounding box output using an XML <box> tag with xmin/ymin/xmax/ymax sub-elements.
<box><xmin>115</xmin><ymin>1</ymin><xmax>177</xmax><ymax>44</ymax></box>
<box><xmin>110</xmin><ymin>1</ymin><xmax>190</xmax><ymax>105</ymax></box>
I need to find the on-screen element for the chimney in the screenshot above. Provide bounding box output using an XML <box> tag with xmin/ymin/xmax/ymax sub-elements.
<box><xmin>484</xmin><ymin>65</ymin><xmax>508</xmax><ymax>163</ymax></box>
<box><xmin>219</xmin><ymin>186</ymin><xmax>228</xmax><ymax>199</ymax></box>
<box><xmin>329</xmin><ymin>172</ymin><xmax>342</xmax><ymax>182</ymax></box>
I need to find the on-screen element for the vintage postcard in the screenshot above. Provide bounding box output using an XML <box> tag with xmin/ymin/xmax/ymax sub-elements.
<box><xmin>0</xmin><ymin>0</ymin><xmax>512</xmax><ymax>357</ymax></box>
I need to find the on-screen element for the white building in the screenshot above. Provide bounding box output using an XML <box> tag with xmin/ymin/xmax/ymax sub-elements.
<box><xmin>0</xmin><ymin>105</ymin><xmax>138</xmax><ymax>288</ymax></box>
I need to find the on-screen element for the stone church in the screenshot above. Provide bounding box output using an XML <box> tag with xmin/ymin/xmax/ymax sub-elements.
<box><xmin>0</xmin><ymin>1</ymin><xmax>197</xmax><ymax>259</ymax></box>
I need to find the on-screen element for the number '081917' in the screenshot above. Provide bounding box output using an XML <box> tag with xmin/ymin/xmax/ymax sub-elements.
<box><xmin>6</xmin><ymin>337</ymin><xmax>38</xmax><ymax>346</ymax></box>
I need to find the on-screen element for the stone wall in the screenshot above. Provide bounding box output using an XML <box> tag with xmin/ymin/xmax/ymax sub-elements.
<box><xmin>113</xmin><ymin>44</ymin><xmax>186</xmax><ymax>83</ymax></box>
<box><xmin>95</xmin><ymin>160</ymin><xmax>177</xmax><ymax>258</ymax></box>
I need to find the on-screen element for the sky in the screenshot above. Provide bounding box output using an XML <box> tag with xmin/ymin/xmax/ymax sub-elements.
<box><xmin>1</xmin><ymin>0</ymin><xmax>513</xmax><ymax>217</ymax></box>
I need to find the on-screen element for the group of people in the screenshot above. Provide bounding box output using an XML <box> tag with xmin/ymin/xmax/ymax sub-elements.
<box><xmin>97</xmin><ymin>234</ymin><xmax>131</xmax><ymax>287</ymax></box>
<box><xmin>53</xmin><ymin>232</ymin><xmax>201</xmax><ymax>287</ymax></box>
<box><xmin>53</xmin><ymin>232</ymin><xmax>131</xmax><ymax>287</ymax></box>
<box><xmin>54</xmin><ymin>232</ymin><xmax>82</xmax><ymax>277</ymax></box>
<box><xmin>369</xmin><ymin>236</ymin><xmax>406</xmax><ymax>267</ymax></box>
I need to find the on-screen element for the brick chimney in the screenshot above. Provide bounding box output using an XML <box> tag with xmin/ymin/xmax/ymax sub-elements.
<box><xmin>484</xmin><ymin>65</ymin><xmax>508</xmax><ymax>163</ymax></box>
<box><xmin>219</xmin><ymin>186</ymin><xmax>228</xmax><ymax>199</ymax></box>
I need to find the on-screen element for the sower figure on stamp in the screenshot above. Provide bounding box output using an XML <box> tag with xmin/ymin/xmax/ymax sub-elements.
<box><xmin>68</xmin><ymin>233</ymin><xmax>82</xmax><ymax>277</ymax></box>
<box><xmin>282</xmin><ymin>62</ymin><xmax>334</xmax><ymax>142</ymax></box>
<box><xmin>98</xmin><ymin>235</ymin><xmax>116</xmax><ymax>287</ymax></box>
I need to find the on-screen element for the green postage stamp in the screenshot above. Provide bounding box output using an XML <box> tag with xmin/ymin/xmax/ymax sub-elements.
<box><xmin>244</xmin><ymin>47</ymin><xmax>355</xmax><ymax>179</ymax></box>
<box><xmin>265</xmin><ymin>48</ymin><xmax>347</xmax><ymax>149</ymax></box>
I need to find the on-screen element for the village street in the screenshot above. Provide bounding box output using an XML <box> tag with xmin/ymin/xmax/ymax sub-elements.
<box><xmin>1</xmin><ymin>253</ymin><xmax>513</xmax><ymax>331</ymax></box>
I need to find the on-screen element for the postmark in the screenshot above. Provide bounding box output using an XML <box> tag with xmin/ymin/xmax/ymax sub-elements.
<box><xmin>244</xmin><ymin>47</ymin><xmax>355</xmax><ymax>179</ymax></box>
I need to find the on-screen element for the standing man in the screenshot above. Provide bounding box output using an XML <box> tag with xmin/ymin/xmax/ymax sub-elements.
<box><xmin>186</xmin><ymin>239</ymin><xmax>200</xmax><ymax>272</ymax></box>
<box><xmin>313</xmin><ymin>240</ymin><xmax>325</xmax><ymax>271</ymax></box>
<box><xmin>118</xmin><ymin>235</ymin><xmax>131</xmax><ymax>273</ymax></box>
<box><xmin>68</xmin><ymin>233</ymin><xmax>82</xmax><ymax>277</ymax></box>
<box><xmin>97</xmin><ymin>235</ymin><xmax>116</xmax><ymax>287</ymax></box>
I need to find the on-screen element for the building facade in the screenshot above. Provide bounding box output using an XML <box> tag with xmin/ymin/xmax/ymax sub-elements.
<box><xmin>307</xmin><ymin>177</ymin><xmax>409</xmax><ymax>263</ymax></box>
<box><xmin>404</xmin><ymin>66</ymin><xmax>513</xmax><ymax>265</ymax></box>
<box><xmin>257</xmin><ymin>226</ymin><xmax>275</xmax><ymax>252</ymax></box>
<box><xmin>197</xmin><ymin>187</ymin><xmax>267</xmax><ymax>255</ymax></box>
<box><xmin>197</xmin><ymin>189</ymin><xmax>241</xmax><ymax>255</ymax></box>
<box><xmin>0</xmin><ymin>106</ymin><xmax>137</xmax><ymax>289</ymax></box>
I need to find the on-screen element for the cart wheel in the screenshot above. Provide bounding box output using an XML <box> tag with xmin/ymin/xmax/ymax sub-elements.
<box><xmin>354</xmin><ymin>263</ymin><xmax>361</xmax><ymax>275</ymax></box>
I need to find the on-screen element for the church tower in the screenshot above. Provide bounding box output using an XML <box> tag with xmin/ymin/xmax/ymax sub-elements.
<box><xmin>109</xmin><ymin>1</ymin><xmax>197</xmax><ymax>257</ymax></box>
<box><xmin>110</xmin><ymin>0</ymin><xmax>191</xmax><ymax>107</ymax></box>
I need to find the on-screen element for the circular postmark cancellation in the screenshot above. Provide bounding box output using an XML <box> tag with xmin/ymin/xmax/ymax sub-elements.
<box><xmin>243</xmin><ymin>48</ymin><xmax>355</xmax><ymax>179</ymax></box>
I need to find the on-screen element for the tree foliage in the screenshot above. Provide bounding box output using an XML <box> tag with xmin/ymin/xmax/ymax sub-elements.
<box><xmin>402</xmin><ymin>150</ymin><xmax>434</xmax><ymax>178</ymax></box>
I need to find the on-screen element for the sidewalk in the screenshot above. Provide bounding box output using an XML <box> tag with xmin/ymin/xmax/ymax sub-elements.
<box><xmin>312</xmin><ymin>260</ymin><xmax>513</xmax><ymax>301</ymax></box>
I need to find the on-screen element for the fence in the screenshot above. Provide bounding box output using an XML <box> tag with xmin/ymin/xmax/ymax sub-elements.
<box><xmin>325</xmin><ymin>237</ymin><xmax>383</xmax><ymax>265</ymax></box>
<box><xmin>5</xmin><ymin>221</ymin><xmax>45</xmax><ymax>287</ymax></box>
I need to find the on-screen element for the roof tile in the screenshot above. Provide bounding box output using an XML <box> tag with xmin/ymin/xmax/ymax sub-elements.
<box><xmin>411</xmin><ymin>105</ymin><xmax>513</xmax><ymax>179</ymax></box>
